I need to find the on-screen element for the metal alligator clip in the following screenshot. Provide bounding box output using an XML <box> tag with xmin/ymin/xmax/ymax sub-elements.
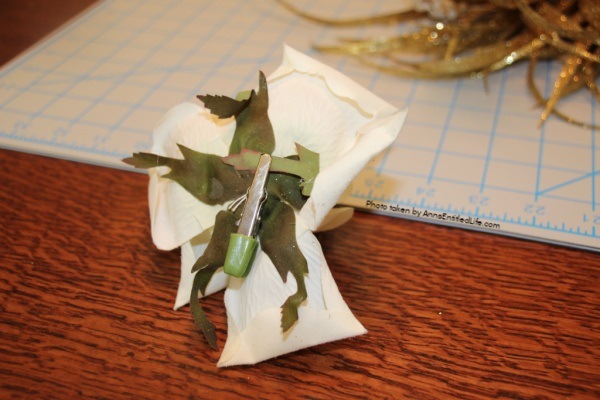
<box><xmin>223</xmin><ymin>153</ymin><xmax>272</xmax><ymax>278</ymax></box>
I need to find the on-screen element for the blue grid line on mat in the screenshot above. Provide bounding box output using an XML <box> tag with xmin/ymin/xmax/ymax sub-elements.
<box><xmin>427</xmin><ymin>79</ymin><xmax>463</xmax><ymax>185</ymax></box>
<box><xmin>107</xmin><ymin>0</ymin><xmax>248</xmax><ymax>132</ymax></box>
<box><xmin>68</xmin><ymin>1</ymin><xmax>190</xmax><ymax>127</ymax></box>
<box><xmin>479</xmin><ymin>68</ymin><xmax>507</xmax><ymax>193</ymax></box>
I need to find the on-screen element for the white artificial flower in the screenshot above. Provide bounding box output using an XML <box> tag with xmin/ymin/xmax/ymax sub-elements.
<box><xmin>147</xmin><ymin>46</ymin><xmax>407</xmax><ymax>365</ymax></box>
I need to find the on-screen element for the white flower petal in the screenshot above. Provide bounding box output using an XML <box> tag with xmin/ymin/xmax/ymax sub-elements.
<box><xmin>151</xmin><ymin>102</ymin><xmax>233</xmax><ymax>157</ymax></box>
<box><xmin>301</xmin><ymin>109</ymin><xmax>406</xmax><ymax>229</ymax></box>
<box><xmin>217</xmin><ymin>220</ymin><xmax>366</xmax><ymax>367</ymax></box>
<box><xmin>268</xmin><ymin>77</ymin><xmax>364</xmax><ymax>166</ymax></box>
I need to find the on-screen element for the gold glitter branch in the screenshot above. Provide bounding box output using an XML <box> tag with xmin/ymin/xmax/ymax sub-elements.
<box><xmin>281</xmin><ymin>0</ymin><xmax>600</xmax><ymax>129</ymax></box>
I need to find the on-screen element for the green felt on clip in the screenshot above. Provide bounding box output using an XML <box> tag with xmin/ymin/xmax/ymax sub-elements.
<box><xmin>223</xmin><ymin>233</ymin><xmax>258</xmax><ymax>277</ymax></box>
<box><xmin>223</xmin><ymin>153</ymin><xmax>271</xmax><ymax>278</ymax></box>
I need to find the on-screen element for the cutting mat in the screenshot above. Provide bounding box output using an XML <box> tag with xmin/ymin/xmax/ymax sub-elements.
<box><xmin>1</xmin><ymin>0</ymin><xmax>598</xmax><ymax>250</ymax></box>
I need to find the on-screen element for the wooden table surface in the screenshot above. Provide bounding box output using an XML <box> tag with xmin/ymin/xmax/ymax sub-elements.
<box><xmin>1</xmin><ymin>1</ymin><xmax>599</xmax><ymax>399</ymax></box>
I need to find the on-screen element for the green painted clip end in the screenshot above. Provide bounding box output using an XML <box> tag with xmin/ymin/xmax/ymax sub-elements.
<box><xmin>223</xmin><ymin>233</ymin><xmax>258</xmax><ymax>278</ymax></box>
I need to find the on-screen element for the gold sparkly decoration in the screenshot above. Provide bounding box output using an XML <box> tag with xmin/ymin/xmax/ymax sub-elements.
<box><xmin>279</xmin><ymin>0</ymin><xmax>600</xmax><ymax>128</ymax></box>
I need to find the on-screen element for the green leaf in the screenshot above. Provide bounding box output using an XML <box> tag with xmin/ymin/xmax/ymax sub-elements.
<box><xmin>190</xmin><ymin>270</ymin><xmax>218</xmax><ymax>350</ymax></box>
<box><xmin>123</xmin><ymin>145</ymin><xmax>252</xmax><ymax>205</ymax></box>
<box><xmin>222</xmin><ymin>144</ymin><xmax>319</xmax><ymax>196</ymax></box>
<box><xmin>197</xmin><ymin>94</ymin><xmax>250</xmax><ymax>119</ymax></box>
<box><xmin>259</xmin><ymin>198</ymin><xmax>308</xmax><ymax>331</ymax></box>
<box><xmin>294</xmin><ymin>144</ymin><xmax>319</xmax><ymax>195</ymax></box>
<box><xmin>191</xmin><ymin>210</ymin><xmax>239</xmax><ymax>275</ymax></box>
<box><xmin>280</xmin><ymin>284</ymin><xmax>308</xmax><ymax>332</ymax></box>
<box><xmin>267</xmin><ymin>171</ymin><xmax>307</xmax><ymax>211</ymax></box>
<box><xmin>122</xmin><ymin>152</ymin><xmax>172</xmax><ymax>169</ymax></box>
<box><xmin>228</xmin><ymin>71</ymin><xmax>275</xmax><ymax>155</ymax></box>
<box><xmin>188</xmin><ymin>210</ymin><xmax>241</xmax><ymax>350</ymax></box>
<box><xmin>235</xmin><ymin>90</ymin><xmax>252</xmax><ymax>101</ymax></box>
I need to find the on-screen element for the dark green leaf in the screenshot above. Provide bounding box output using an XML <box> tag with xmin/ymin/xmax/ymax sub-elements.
<box><xmin>123</xmin><ymin>145</ymin><xmax>252</xmax><ymax>205</ymax></box>
<box><xmin>190</xmin><ymin>269</ymin><xmax>218</xmax><ymax>350</ymax></box>
<box><xmin>191</xmin><ymin>210</ymin><xmax>239</xmax><ymax>275</ymax></box>
<box><xmin>259</xmin><ymin>198</ymin><xmax>308</xmax><ymax>331</ymax></box>
<box><xmin>188</xmin><ymin>210</ymin><xmax>240</xmax><ymax>350</ymax></box>
<box><xmin>197</xmin><ymin>94</ymin><xmax>250</xmax><ymax>119</ymax></box>
<box><xmin>267</xmin><ymin>172</ymin><xmax>307</xmax><ymax>211</ymax></box>
<box><xmin>280</xmin><ymin>284</ymin><xmax>308</xmax><ymax>332</ymax></box>
<box><xmin>122</xmin><ymin>152</ymin><xmax>172</xmax><ymax>169</ymax></box>
<box><xmin>228</xmin><ymin>71</ymin><xmax>275</xmax><ymax>155</ymax></box>
<box><xmin>294</xmin><ymin>143</ymin><xmax>319</xmax><ymax>195</ymax></box>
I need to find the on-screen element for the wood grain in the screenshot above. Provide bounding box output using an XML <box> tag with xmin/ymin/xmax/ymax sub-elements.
<box><xmin>0</xmin><ymin>0</ymin><xmax>99</xmax><ymax>64</ymax></box>
<box><xmin>1</xmin><ymin>1</ymin><xmax>599</xmax><ymax>399</ymax></box>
